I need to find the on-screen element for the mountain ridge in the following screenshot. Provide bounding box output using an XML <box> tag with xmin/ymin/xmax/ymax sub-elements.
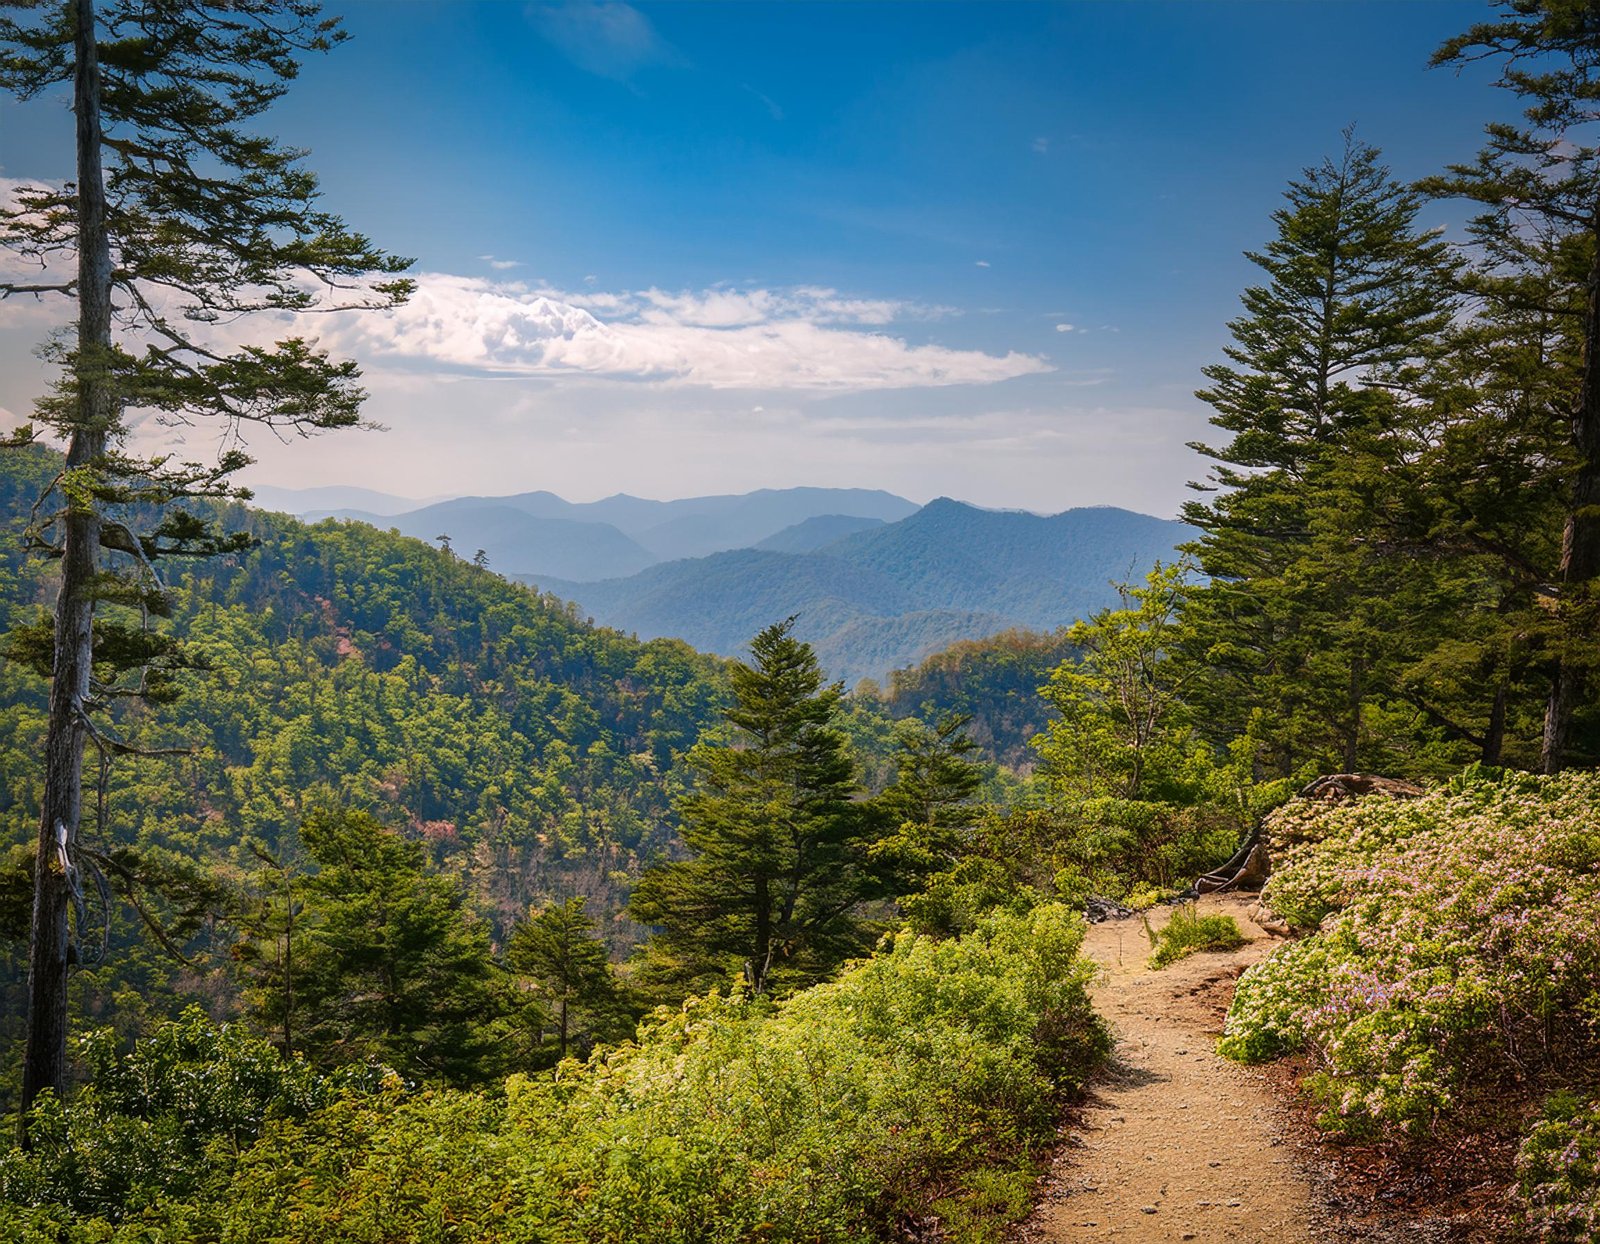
<box><xmin>528</xmin><ymin>499</ymin><xmax>1190</xmax><ymax>682</ymax></box>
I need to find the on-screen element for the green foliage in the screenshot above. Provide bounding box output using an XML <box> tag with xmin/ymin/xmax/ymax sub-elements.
<box><xmin>504</xmin><ymin>896</ymin><xmax>625</xmax><ymax>1062</ymax></box>
<box><xmin>871</xmin><ymin>713</ymin><xmax>987</xmax><ymax>893</ymax></box>
<box><xmin>1178</xmin><ymin>131</ymin><xmax>1553</xmax><ymax>777</ymax></box>
<box><xmin>878</xmin><ymin>628</ymin><xmax>1079</xmax><ymax>769</ymax></box>
<box><xmin>1032</xmin><ymin>564</ymin><xmax>1256</xmax><ymax>894</ymax></box>
<box><xmin>900</xmin><ymin>807</ymin><xmax>1061</xmax><ymax>938</ymax></box>
<box><xmin>0</xmin><ymin>905</ymin><xmax>1109</xmax><ymax>1244</ymax></box>
<box><xmin>1516</xmin><ymin>1090</ymin><xmax>1600</xmax><ymax>1241</ymax></box>
<box><xmin>1144</xmin><ymin>905</ymin><xmax>1245</xmax><ymax>970</ymax></box>
<box><xmin>630</xmin><ymin>618</ymin><xmax>883</xmax><ymax>997</ymax></box>
<box><xmin>0</xmin><ymin>454</ymin><xmax>732</xmax><ymax>1103</ymax></box>
<box><xmin>0</xmin><ymin>1007</ymin><xmax>387</xmax><ymax>1224</ymax></box>
<box><xmin>1221</xmin><ymin>773</ymin><xmax>1600</xmax><ymax>1137</ymax></box>
<box><xmin>290</xmin><ymin>807</ymin><xmax>499</xmax><ymax>1083</ymax></box>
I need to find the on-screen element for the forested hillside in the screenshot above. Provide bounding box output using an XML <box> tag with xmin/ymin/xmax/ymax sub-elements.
<box><xmin>0</xmin><ymin>445</ymin><xmax>732</xmax><ymax>1097</ymax></box>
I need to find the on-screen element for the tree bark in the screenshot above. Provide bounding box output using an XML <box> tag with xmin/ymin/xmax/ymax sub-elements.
<box><xmin>750</xmin><ymin>875</ymin><xmax>770</xmax><ymax>996</ymax></box>
<box><xmin>21</xmin><ymin>0</ymin><xmax>112</xmax><ymax>1141</ymax></box>
<box><xmin>1542</xmin><ymin>204</ymin><xmax>1600</xmax><ymax>775</ymax></box>
<box><xmin>1484</xmin><ymin>679</ymin><xmax>1507</xmax><ymax>768</ymax></box>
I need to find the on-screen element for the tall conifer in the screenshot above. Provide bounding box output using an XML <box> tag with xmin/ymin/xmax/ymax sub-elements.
<box><xmin>0</xmin><ymin>0</ymin><xmax>409</xmax><ymax>1127</ymax></box>
<box><xmin>630</xmin><ymin>618</ymin><xmax>878</xmax><ymax>997</ymax></box>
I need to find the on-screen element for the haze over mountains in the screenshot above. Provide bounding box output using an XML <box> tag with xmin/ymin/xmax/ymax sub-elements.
<box><xmin>267</xmin><ymin>485</ymin><xmax>918</xmax><ymax>579</ymax></box>
<box><xmin>260</xmin><ymin>484</ymin><xmax>1188</xmax><ymax>683</ymax></box>
<box><xmin>531</xmin><ymin>500</ymin><xmax>1190</xmax><ymax>683</ymax></box>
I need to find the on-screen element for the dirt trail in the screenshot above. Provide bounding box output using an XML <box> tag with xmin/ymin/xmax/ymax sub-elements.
<box><xmin>1019</xmin><ymin>894</ymin><xmax>1320</xmax><ymax>1244</ymax></box>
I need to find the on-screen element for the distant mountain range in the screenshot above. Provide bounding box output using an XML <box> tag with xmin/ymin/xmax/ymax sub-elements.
<box><xmin>278</xmin><ymin>486</ymin><xmax>918</xmax><ymax>579</ymax></box>
<box><xmin>259</xmin><ymin>483</ymin><xmax>1189</xmax><ymax>682</ymax></box>
<box><xmin>528</xmin><ymin>499</ymin><xmax>1191</xmax><ymax>683</ymax></box>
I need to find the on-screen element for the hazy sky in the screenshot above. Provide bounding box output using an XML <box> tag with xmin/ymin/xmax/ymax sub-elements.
<box><xmin>0</xmin><ymin>0</ymin><xmax>1507</xmax><ymax>516</ymax></box>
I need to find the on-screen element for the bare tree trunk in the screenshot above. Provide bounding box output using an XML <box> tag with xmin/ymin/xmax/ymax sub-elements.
<box><xmin>750</xmin><ymin>875</ymin><xmax>770</xmax><ymax>996</ymax></box>
<box><xmin>1543</xmin><ymin>207</ymin><xmax>1600</xmax><ymax>775</ymax></box>
<box><xmin>1484</xmin><ymin>679</ymin><xmax>1507</xmax><ymax>768</ymax></box>
<box><xmin>21</xmin><ymin>0</ymin><xmax>112</xmax><ymax>1142</ymax></box>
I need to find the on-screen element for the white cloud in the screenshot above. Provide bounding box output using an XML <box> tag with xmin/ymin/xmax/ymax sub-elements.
<box><xmin>322</xmin><ymin>275</ymin><xmax>1044</xmax><ymax>391</ymax></box>
<box><xmin>478</xmin><ymin>254</ymin><xmax>523</xmax><ymax>271</ymax></box>
<box><xmin>974</xmin><ymin>260</ymin><xmax>990</xmax><ymax>268</ymax></box>
<box><xmin>1032</xmin><ymin>136</ymin><xmax>1050</xmax><ymax>155</ymax></box>
<box><xmin>1055</xmin><ymin>322</ymin><xmax>1075</xmax><ymax>333</ymax></box>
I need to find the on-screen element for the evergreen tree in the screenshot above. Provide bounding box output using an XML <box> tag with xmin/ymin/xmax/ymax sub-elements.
<box><xmin>871</xmin><ymin>713</ymin><xmax>986</xmax><ymax>888</ymax></box>
<box><xmin>505</xmin><ymin>896</ymin><xmax>620</xmax><ymax>1062</ymax></box>
<box><xmin>1182</xmin><ymin>134</ymin><xmax>1460</xmax><ymax>775</ymax></box>
<box><xmin>293</xmin><ymin>808</ymin><xmax>498</xmax><ymax>1084</ymax></box>
<box><xmin>0</xmin><ymin>0</ymin><xmax>410</xmax><ymax>1124</ymax></box>
<box><xmin>232</xmin><ymin>841</ymin><xmax>305</xmax><ymax>1059</ymax></box>
<box><xmin>629</xmin><ymin>618</ymin><xmax>878</xmax><ymax>997</ymax></box>
<box><xmin>1424</xmin><ymin>0</ymin><xmax>1600</xmax><ymax>771</ymax></box>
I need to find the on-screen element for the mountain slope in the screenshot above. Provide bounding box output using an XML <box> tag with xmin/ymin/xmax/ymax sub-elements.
<box><xmin>823</xmin><ymin>499</ymin><xmax>1191</xmax><ymax>629</ymax></box>
<box><xmin>754</xmin><ymin>514</ymin><xmax>886</xmax><ymax>553</ymax></box>
<box><xmin>530</xmin><ymin>501</ymin><xmax>1190</xmax><ymax>682</ymax></box>
<box><xmin>310</xmin><ymin>501</ymin><xmax>657</xmax><ymax>581</ymax></box>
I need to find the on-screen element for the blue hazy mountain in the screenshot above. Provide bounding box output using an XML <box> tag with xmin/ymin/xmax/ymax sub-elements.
<box><xmin>302</xmin><ymin>486</ymin><xmax>918</xmax><ymax>580</ymax></box>
<box><xmin>754</xmin><ymin>514</ymin><xmax>887</xmax><ymax>553</ymax></box>
<box><xmin>529</xmin><ymin>500</ymin><xmax>1190</xmax><ymax>682</ymax></box>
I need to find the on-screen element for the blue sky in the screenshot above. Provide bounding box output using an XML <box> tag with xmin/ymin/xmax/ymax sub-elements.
<box><xmin>0</xmin><ymin>1</ymin><xmax>1507</xmax><ymax>515</ymax></box>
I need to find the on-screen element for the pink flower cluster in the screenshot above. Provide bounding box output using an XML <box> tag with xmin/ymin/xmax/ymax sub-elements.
<box><xmin>1223</xmin><ymin>772</ymin><xmax>1600</xmax><ymax>1143</ymax></box>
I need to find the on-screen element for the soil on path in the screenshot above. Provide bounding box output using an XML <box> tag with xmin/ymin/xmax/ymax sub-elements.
<box><xmin>1018</xmin><ymin>894</ymin><xmax>1320</xmax><ymax>1244</ymax></box>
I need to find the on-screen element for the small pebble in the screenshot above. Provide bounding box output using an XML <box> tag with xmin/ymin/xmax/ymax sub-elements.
<box><xmin>1141</xmin><ymin>1205</ymin><xmax>1158</xmax><ymax>1214</ymax></box>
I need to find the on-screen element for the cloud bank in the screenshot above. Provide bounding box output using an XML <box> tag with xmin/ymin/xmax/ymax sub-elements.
<box><xmin>324</xmin><ymin>275</ymin><xmax>1050</xmax><ymax>391</ymax></box>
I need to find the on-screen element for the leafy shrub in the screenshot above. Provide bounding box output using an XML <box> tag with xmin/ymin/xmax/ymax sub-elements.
<box><xmin>0</xmin><ymin>905</ymin><xmax>1109</xmax><ymax>1244</ymax></box>
<box><xmin>1222</xmin><ymin>771</ymin><xmax>1600</xmax><ymax>1138</ymax></box>
<box><xmin>1145</xmin><ymin>905</ymin><xmax>1246</xmax><ymax>969</ymax></box>
<box><xmin>1516</xmin><ymin>1091</ymin><xmax>1600</xmax><ymax>1240</ymax></box>
<box><xmin>0</xmin><ymin>1007</ymin><xmax>389</xmax><ymax>1227</ymax></box>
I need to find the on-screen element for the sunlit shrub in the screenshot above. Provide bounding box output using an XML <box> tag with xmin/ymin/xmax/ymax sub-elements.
<box><xmin>0</xmin><ymin>905</ymin><xmax>1108</xmax><ymax>1244</ymax></box>
<box><xmin>1222</xmin><ymin>771</ymin><xmax>1600</xmax><ymax>1140</ymax></box>
<box><xmin>1516</xmin><ymin>1091</ymin><xmax>1600</xmax><ymax>1240</ymax></box>
<box><xmin>1145</xmin><ymin>905</ymin><xmax>1245</xmax><ymax>969</ymax></box>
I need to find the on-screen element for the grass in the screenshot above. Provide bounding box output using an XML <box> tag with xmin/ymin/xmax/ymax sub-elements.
<box><xmin>1144</xmin><ymin>903</ymin><xmax>1246</xmax><ymax>969</ymax></box>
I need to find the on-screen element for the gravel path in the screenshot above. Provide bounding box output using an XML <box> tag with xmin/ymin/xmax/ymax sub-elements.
<box><xmin>1018</xmin><ymin>894</ymin><xmax>1320</xmax><ymax>1244</ymax></box>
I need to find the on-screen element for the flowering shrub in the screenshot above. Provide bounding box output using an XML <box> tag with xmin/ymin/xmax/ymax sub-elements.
<box><xmin>0</xmin><ymin>904</ymin><xmax>1108</xmax><ymax>1244</ymax></box>
<box><xmin>1221</xmin><ymin>772</ymin><xmax>1600</xmax><ymax>1139</ymax></box>
<box><xmin>1516</xmin><ymin>1091</ymin><xmax>1600</xmax><ymax>1240</ymax></box>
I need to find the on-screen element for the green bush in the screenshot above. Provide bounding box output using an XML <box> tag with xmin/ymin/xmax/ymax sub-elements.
<box><xmin>1145</xmin><ymin>905</ymin><xmax>1245</xmax><ymax>969</ymax></box>
<box><xmin>0</xmin><ymin>904</ymin><xmax>1109</xmax><ymax>1244</ymax></box>
<box><xmin>1516</xmin><ymin>1091</ymin><xmax>1600</xmax><ymax>1240</ymax></box>
<box><xmin>1222</xmin><ymin>771</ymin><xmax>1600</xmax><ymax>1141</ymax></box>
<box><xmin>0</xmin><ymin>1008</ymin><xmax>389</xmax><ymax>1225</ymax></box>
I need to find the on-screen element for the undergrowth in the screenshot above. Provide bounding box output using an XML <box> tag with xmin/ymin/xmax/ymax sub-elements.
<box><xmin>1144</xmin><ymin>904</ymin><xmax>1245</xmax><ymax>969</ymax></box>
<box><xmin>1217</xmin><ymin>770</ymin><xmax>1600</xmax><ymax>1232</ymax></box>
<box><xmin>0</xmin><ymin>903</ymin><xmax>1109</xmax><ymax>1244</ymax></box>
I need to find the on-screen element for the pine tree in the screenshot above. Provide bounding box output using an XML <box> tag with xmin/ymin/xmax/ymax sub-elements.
<box><xmin>293</xmin><ymin>808</ymin><xmax>497</xmax><ymax>1083</ymax></box>
<box><xmin>629</xmin><ymin>618</ymin><xmax>878</xmax><ymax>997</ymax></box>
<box><xmin>505</xmin><ymin>896</ymin><xmax>620</xmax><ymax>1062</ymax></box>
<box><xmin>0</xmin><ymin>0</ymin><xmax>410</xmax><ymax>1125</ymax></box>
<box><xmin>1424</xmin><ymin>0</ymin><xmax>1600</xmax><ymax>772</ymax></box>
<box><xmin>870</xmin><ymin>713</ymin><xmax>986</xmax><ymax>890</ymax></box>
<box><xmin>1182</xmin><ymin>134</ymin><xmax>1460</xmax><ymax>775</ymax></box>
